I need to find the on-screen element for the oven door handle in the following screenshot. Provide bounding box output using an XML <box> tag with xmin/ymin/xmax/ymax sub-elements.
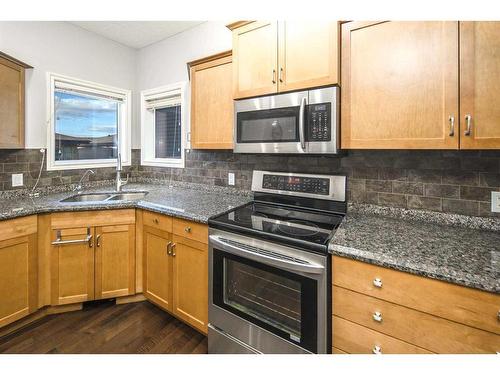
<box><xmin>210</xmin><ymin>235</ymin><xmax>325</xmax><ymax>275</ymax></box>
<box><xmin>299</xmin><ymin>96</ymin><xmax>307</xmax><ymax>150</ymax></box>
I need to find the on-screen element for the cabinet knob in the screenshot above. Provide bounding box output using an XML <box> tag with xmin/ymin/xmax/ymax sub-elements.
<box><xmin>166</xmin><ymin>241</ymin><xmax>172</xmax><ymax>255</ymax></box>
<box><xmin>497</xmin><ymin>310</ymin><xmax>500</xmax><ymax>322</ymax></box>
<box><xmin>171</xmin><ymin>243</ymin><xmax>176</xmax><ymax>257</ymax></box>
<box><xmin>373</xmin><ymin>278</ymin><xmax>383</xmax><ymax>288</ymax></box>
<box><xmin>185</xmin><ymin>226</ymin><xmax>192</xmax><ymax>233</ymax></box>
<box><xmin>153</xmin><ymin>218</ymin><xmax>159</xmax><ymax>224</ymax></box>
<box><xmin>372</xmin><ymin>345</ymin><xmax>382</xmax><ymax>355</ymax></box>
<box><xmin>464</xmin><ymin>114</ymin><xmax>472</xmax><ymax>136</ymax></box>
<box><xmin>372</xmin><ymin>311</ymin><xmax>383</xmax><ymax>323</ymax></box>
<box><xmin>449</xmin><ymin>115</ymin><xmax>455</xmax><ymax>137</ymax></box>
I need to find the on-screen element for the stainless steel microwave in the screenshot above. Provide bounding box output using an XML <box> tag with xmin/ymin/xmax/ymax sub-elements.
<box><xmin>234</xmin><ymin>86</ymin><xmax>339</xmax><ymax>154</ymax></box>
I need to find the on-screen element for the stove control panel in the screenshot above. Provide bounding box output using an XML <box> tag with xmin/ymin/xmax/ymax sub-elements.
<box><xmin>262</xmin><ymin>174</ymin><xmax>330</xmax><ymax>195</ymax></box>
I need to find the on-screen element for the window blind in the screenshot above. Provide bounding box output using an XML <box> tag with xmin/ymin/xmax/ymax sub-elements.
<box><xmin>155</xmin><ymin>105</ymin><xmax>182</xmax><ymax>159</ymax></box>
<box><xmin>54</xmin><ymin>80</ymin><xmax>127</xmax><ymax>102</ymax></box>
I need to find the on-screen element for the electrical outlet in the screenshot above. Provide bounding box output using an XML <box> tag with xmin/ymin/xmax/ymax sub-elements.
<box><xmin>228</xmin><ymin>172</ymin><xmax>235</xmax><ymax>186</ymax></box>
<box><xmin>12</xmin><ymin>173</ymin><xmax>23</xmax><ymax>187</ymax></box>
<box><xmin>492</xmin><ymin>191</ymin><xmax>500</xmax><ymax>213</ymax></box>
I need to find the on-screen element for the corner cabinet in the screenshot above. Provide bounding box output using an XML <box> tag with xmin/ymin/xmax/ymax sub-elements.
<box><xmin>0</xmin><ymin>216</ymin><xmax>38</xmax><ymax>329</ymax></box>
<box><xmin>0</xmin><ymin>52</ymin><xmax>32</xmax><ymax>149</ymax></box>
<box><xmin>229</xmin><ymin>21</ymin><xmax>339</xmax><ymax>99</ymax></box>
<box><xmin>188</xmin><ymin>51</ymin><xmax>233</xmax><ymax>149</ymax></box>
<box><xmin>50</xmin><ymin>210</ymin><xmax>136</xmax><ymax>306</ymax></box>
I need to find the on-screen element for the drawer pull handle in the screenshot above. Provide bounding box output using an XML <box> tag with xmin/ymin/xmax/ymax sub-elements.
<box><xmin>153</xmin><ymin>218</ymin><xmax>159</xmax><ymax>224</ymax></box>
<box><xmin>185</xmin><ymin>226</ymin><xmax>192</xmax><ymax>233</ymax></box>
<box><xmin>171</xmin><ymin>243</ymin><xmax>176</xmax><ymax>257</ymax></box>
<box><xmin>497</xmin><ymin>310</ymin><xmax>500</xmax><ymax>322</ymax></box>
<box><xmin>373</xmin><ymin>278</ymin><xmax>383</xmax><ymax>288</ymax></box>
<box><xmin>166</xmin><ymin>241</ymin><xmax>173</xmax><ymax>256</ymax></box>
<box><xmin>372</xmin><ymin>311</ymin><xmax>383</xmax><ymax>323</ymax></box>
<box><xmin>372</xmin><ymin>345</ymin><xmax>382</xmax><ymax>355</ymax></box>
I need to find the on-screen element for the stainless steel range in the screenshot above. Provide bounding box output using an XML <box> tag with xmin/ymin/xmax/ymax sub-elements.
<box><xmin>208</xmin><ymin>170</ymin><xmax>347</xmax><ymax>354</ymax></box>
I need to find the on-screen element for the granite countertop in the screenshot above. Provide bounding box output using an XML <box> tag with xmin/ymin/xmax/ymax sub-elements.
<box><xmin>330</xmin><ymin>205</ymin><xmax>500</xmax><ymax>294</ymax></box>
<box><xmin>0</xmin><ymin>182</ymin><xmax>252</xmax><ymax>224</ymax></box>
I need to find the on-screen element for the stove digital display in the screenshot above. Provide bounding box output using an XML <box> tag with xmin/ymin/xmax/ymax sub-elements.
<box><xmin>262</xmin><ymin>174</ymin><xmax>330</xmax><ymax>195</ymax></box>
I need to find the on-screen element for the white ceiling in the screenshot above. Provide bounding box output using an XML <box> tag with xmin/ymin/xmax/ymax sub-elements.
<box><xmin>71</xmin><ymin>21</ymin><xmax>204</xmax><ymax>49</ymax></box>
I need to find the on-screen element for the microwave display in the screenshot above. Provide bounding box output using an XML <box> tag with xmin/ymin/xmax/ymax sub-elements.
<box><xmin>307</xmin><ymin>102</ymin><xmax>331</xmax><ymax>142</ymax></box>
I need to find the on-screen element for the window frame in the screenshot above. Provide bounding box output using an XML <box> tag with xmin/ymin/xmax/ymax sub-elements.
<box><xmin>46</xmin><ymin>72</ymin><xmax>132</xmax><ymax>171</ymax></box>
<box><xmin>140</xmin><ymin>82</ymin><xmax>187</xmax><ymax>168</ymax></box>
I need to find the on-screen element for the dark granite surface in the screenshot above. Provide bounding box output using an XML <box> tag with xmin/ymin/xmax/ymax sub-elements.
<box><xmin>330</xmin><ymin>204</ymin><xmax>500</xmax><ymax>294</ymax></box>
<box><xmin>0</xmin><ymin>182</ymin><xmax>252</xmax><ymax>224</ymax></box>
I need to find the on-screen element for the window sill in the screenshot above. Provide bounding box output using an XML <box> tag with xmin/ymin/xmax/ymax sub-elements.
<box><xmin>140</xmin><ymin>159</ymin><xmax>185</xmax><ymax>169</ymax></box>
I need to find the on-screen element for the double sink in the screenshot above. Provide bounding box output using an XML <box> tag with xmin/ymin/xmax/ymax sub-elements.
<box><xmin>60</xmin><ymin>191</ymin><xmax>148</xmax><ymax>203</ymax></box>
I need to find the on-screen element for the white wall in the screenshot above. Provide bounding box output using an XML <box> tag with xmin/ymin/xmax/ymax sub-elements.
<box><xmin>0</xmin><ymin>22</ymin><xmax>137</xmax><ymax>148</ymax></box>
<box><xmin>136</xmin><ymin>21</ymin><xmax>232</xmax><ymax>146</ymax></box>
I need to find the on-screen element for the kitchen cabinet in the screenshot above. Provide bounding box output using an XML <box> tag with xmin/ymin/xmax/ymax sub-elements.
<box><xmin>0</xmin><ymin>52</ymin><xmax>31</xmax><ymax>149</ymax></box>
<box><xmin>331</xmin><ymin>256</ymin><xmax>500</xmax><ymax>354</ymax></box>
<box><xmin>189</xmin><ymin>51</ymin><xmax>233</xmax><ymax>149</ymax></box>
<box><xmin>341</xmin><ymin>21</ymin><xmax>459</xmax><ymax>150</ymax></box>
<box><xmin>460</xmin><ymin>21</ymin><xmax>500</xmax><ymax>149</ymax></box>
<box><xmin>0</xmin><ymin>216</ymin><xmax>37</xmax><ymax>329</ymax></box>
<box><xmin>50</xmin><ymin>210</ymin><xmax>136</xmax><ymax>306</ymax></box>
<box><xmin>143</xmin><ymin>212</ymin><xmax>208</xmax><ymax>334</ymax></box>
<box><xmin>229</xmin><ymin>21</ymin><xmax>339</xmax><ymax>99</ymax></box>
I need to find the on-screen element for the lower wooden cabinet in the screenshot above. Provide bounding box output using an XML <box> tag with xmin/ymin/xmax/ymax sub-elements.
<box><xmin>172</xmin><ymin>236</ymin><xmax>208</xmax><ymax>333</ymax></box>
<box><xmin>143</xmin><ymin>225</ymin><xmax>173</xmax><ymax>311</ymax></box>
<box><xmin>0</xmin><ymin>216</ymin><xmax>38</xmax><ymax>329</ymax></box>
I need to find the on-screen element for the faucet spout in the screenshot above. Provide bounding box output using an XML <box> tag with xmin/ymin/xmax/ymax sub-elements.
<box><xmin>115</xmin><ymin>153</ymin><xmax>128</xmax><ymax>192</ymax></box>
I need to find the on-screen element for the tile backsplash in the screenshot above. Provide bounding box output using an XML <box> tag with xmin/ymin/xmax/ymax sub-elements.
<box><xmin>1</xmin><ymin>148</ymin><xmax>499</xmax><ymax>218</ymax></box>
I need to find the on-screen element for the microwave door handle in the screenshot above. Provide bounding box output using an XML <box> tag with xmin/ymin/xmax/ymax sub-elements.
<box><xmin>299</xmin><ymin>96</ymin><xmax>307</xmax><ymax>150</ymax></box>
<box><xmin>210</xmin><ymin>235</ymin><xmax>324</xmax><ymax>275</ymax></box>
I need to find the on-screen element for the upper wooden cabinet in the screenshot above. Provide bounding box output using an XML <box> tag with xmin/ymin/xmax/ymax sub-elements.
<box><xmin>0</xmin><ymin>216</ymin><xmax>37</xmax><ymax>329</ymax></box>
<box><xmin>189</xmin><ymin>51</ymin><xmax>233</xmax><ymax>149</ymax></box>
<box><xmin>341</xmin><ymin>21</ymin><xmax>459</xmax><ymax>150</ymax></box>
<box><xmin>0</xmin><ymin>52</ymin><xmax>31</xmax><ymax>149</ymax></box>
<box><xmin>229</xmin><ymin>21</ymin><xmax>339</xmax><ymax>99</ymax></box>
<box><xmin>460</xmin><ymin>22</ymin><xmax>500</xmax><ymax>149</ymax></box>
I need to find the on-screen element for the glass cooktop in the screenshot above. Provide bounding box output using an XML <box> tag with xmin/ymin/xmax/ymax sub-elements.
<box><xmin>209</xmin><ymin>202</ymin><xmax>344</xmax><ymax>252</ymax></box>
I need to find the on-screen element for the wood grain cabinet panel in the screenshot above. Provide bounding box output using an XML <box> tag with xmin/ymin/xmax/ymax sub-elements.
<box><xmin>460</xmin><ymin>21</ymin><xmax>500</xmax><ymax>149</ymax></box>
<box><xmin>333</xmin><ymin>286</ymin><xmax>500</xmax><ymax>354</ymax></box>
<box><xmin>189</xmin><ymin>51</ymin><xmax>233</xmax><ymax>149</ymax></box>
<box><xmin>278</xmin><ymin>21</ymin><xmax>339</xmax><ymax>92</ymax></box>
<box><xmin>332</xmin><ymin>256</ymin><xmax>500</xmax><ymax>334</ymax></box>
<box><xmin>0</xmin><ymin>234</ymin><xmax>37</xmax><ymax>329</ymax></box>
<box><xmin>341</xmin><ymin>21</ymin><xmax>459</xmax><ymax>149</ymax></box>
<box><xmin>51</xmin><ymin>227</ymin><xmax>95</xmax><ymax>305</ymax></box>
<box><xmin>333</xmin><ymin>316</ymin><xmax>432</xmax><ymax>354</ymax></box>
<box><xmin>0</xmin><ymin>53</ymin><xmax>30</xmax><ymax>149</ymax></box>
<box><xmin>94</xmin><ymin>224</ymin><xmax>136</xmax><ymax>299</ymax></box>
<box><xmin>231</xmin><ymin>21</ymin><xmax>279</xmax><ymax>98</ymax></box>
<box><xmin>143</xmin><ymin>225</ymin><xmax>173</xmax><ymax>312</ymax></box>
<box><xmin>172</xmin><ymin>237</ymin><xmax>208</xmax><ymax>334</ymax></box>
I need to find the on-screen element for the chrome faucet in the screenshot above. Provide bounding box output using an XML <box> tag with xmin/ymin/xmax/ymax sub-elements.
<box><xmin>74</xmin><ymin>169</ymin><xmax>95</xmax><ymax>192</ymax></box>
<box><xmin>116</xmin><ymin>153</ymin><xmax>128</xmax><ymax>192</ymax></box>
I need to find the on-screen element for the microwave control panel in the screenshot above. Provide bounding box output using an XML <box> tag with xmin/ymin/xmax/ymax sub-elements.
<box><xmin>262</xmin><ymin>174</ymin><xmax>330</xmax><ymax>195</ymax></box>
<box><xmin>307</xmin><ymin>103</ymin><xmax>331</xmax><ymax>142</ymax></box>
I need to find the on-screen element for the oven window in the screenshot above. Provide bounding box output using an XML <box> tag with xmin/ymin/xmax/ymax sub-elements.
<box><xmin>237</xmin><ymin>107</ymin><xmax>299</xmax><ymax>143</ymax></box>
<box><xmin>224</xmin><ymin>259</ymin><xmax>302</xmax><ymax>340</ymax></box>
<box><xmin>213</xmin><ymin>249</ymin><xmax>317</xmax><ymax>352</ymax></box>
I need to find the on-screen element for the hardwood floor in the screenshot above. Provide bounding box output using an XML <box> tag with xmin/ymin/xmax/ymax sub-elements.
<box><xmin>0</xmin><ymin>301</ymin><xmax>207</xmax><ymax>354</ymax></box>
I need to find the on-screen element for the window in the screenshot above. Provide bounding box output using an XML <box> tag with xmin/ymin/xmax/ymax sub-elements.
<box><xmin>47</xmin><ymin>73</ymin><xmax>131</xmax><ymax>170</ymax></box>
<box><xmin>141</xmin><ymin>82</ymin><xmax>187</xmax><ymax>168</ymax></box>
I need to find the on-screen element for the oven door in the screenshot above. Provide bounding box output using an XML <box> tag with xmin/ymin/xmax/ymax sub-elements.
<box><xmin>208</xmin><ymin>230</ymin><xmax>328</xmax><ymax>354</ymax></box>
<box><xmin>234</xmin><ymin>91</ymin><xmax>308</xmax><ymax>153</ymax></box>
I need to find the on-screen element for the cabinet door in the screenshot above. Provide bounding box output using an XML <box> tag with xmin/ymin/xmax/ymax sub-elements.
<box><xmin>94</xmin><ymin>224</ymin><xmax>135</xmax><ymax>300</ymax></box>
<box><xmin>51</xmin><ymin>227</ymin><xmax>94</xmax><ymax>305</ymax></box>
<box><xmin>0</xmin><ymin>234</ymin><xmax>37</xmax><ymax>328</ymax></box>
<box><xmin>143</xmin><ymin>226</ymin><xmax>173</xmax><ymax>312</ymax></box>
<box><xmin>190</xmin><ymin>53</ymin><xmax>233</xmax><ymax>149</ymax></box>
<box><xmin>172</xmin><ymin>237</ymin><xmax>208</xmax><ymax>334</ymax></box>
<box><xmin>341</xmin><ymin>21</ymin><xmax>459</xmax><ymax>149</ymax></box>
<box><xmin>460</xmin><ymin>21</ymin><xmax>500</xmax><ymax>149</ymax></box>
<box><xmin>232</xmin><ymin>21</ymin><xmax>278</xmax><ymax>99</ymax></box>
<box><xmin>0</xmin><ymin>56</ymin><xmax>24</xmax><ymax>149</ymax></box>
<box><xmin>278</xmin><ymin>21</ymin><xmax>339</xmax><ymax>93</ymax></box>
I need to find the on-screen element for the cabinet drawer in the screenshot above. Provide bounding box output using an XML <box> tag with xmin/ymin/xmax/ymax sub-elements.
<box><xmin>333</xmin><ymin>286</ymin><xmax>500</xmax><ymax>353</ymax></box>
<box><xmin>332</xmin><ymin>256</ymin><xmax>500</xmax><ymax>334</ymax></box>
<box><xmin>143</xmin><ymin>211</ymin><xmax>172</xmax><ymax>232</ymax></box>
<box><xmin>173</xmin><ymin>218</ymin><xmax>208</xmax><ymax>244</ymax></box>
<box><xmin>0</xmin><ymin>215</ymin><xmax>37</xmax><ymax>242</ymax></box>
<box><xmin>333</xmin><ymin>316</ymin><xmax>432</xmax><ymax>354</ymax></box>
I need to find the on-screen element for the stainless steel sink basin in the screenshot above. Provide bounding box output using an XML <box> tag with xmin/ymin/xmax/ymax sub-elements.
<box><xmin>60</xmin><ymin>193</ymin><xmax>113</xmax><ymax>202</ymax></box>
<box><xmin>107</xmin><ymin>192</ymin><xmax>149</xmax><ymax>201</ymax></box>
<box><xmin>60</xmin><ymin>191</ymin><xmax>148</xmax><ymax>203</ymax></box>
